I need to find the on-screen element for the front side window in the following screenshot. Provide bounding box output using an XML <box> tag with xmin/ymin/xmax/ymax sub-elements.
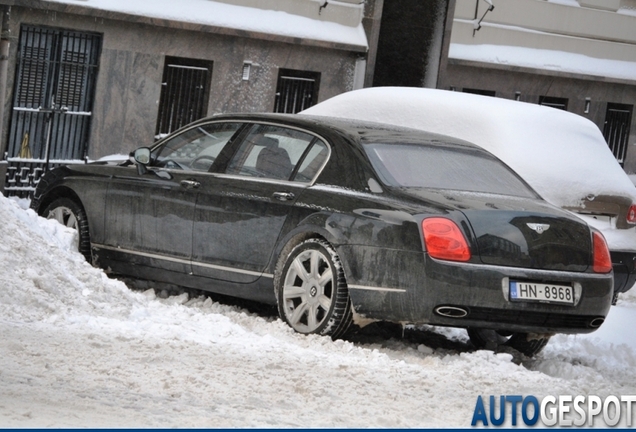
<box><xmin>225</xmin><ymin>124</ymin><xmax>328</xmax><ymax>182</ymax></box>
<box><xmin>153</xmin><ymin>122</ymin><xmax>242</xmax><ymax>171</ymax></box>
<box><xmin>365</xmin><ymin>143</ymin><xmax>536</xmax><ymax>198</ymax></box>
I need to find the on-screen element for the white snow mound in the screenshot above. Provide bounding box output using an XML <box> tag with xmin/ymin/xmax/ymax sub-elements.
<box><xmin>302</xmin><ymin>87</ymin><xmax>636</xmax><ymax>208</ymax></box>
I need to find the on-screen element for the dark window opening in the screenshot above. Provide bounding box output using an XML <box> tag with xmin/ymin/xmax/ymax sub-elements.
<box><xmin>539</xmin><ymin>96</ymin><xmax>568</xmax><ymax>111</ymax></box>
<box><xmin>603</xmin><ymin>103</ymin><xmax>633</xmax><ymax>166</ymax></box>
<box><xmin>155</xmin><ymin>56</ymin><xmax>213</xmax><ymax>140</ymax></box>
<box><xmin>273</xmin><ymin>69</ymin><xmax>320</xmax><ymax>114</ymax></box>
<box><xmin>462</xmin><ymin>88</ymin><xmax>496</xmax><ymax>97</ymax></box>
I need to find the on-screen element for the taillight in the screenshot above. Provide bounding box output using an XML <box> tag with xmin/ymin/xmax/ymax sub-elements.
<box><xmin>422</xmin><ymin>218</ymin><xmax>471</xmax><ymax>262</ymax></box>
<box><xmin>592</xmin><ymin>231</ymin><xmax>612</xmax><ymax>274</ymax></box>
<box><xmin>627</xmin><ymin>204</ymin><xmax>636</xmax><ymax>224</ymax></box>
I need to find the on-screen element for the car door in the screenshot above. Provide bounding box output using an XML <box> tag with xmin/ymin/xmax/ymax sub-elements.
<box><xmin>192</xmin><ymin>122</ymin><xmax>330</xmax><ymax>283</ymax></box>
<box><xmin>102</xmin><ymin>121</ymin><xmax>245</xmax><ymax>274</ymax></box>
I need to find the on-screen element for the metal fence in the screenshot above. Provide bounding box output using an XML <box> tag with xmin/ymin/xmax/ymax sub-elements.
<box><xmin>3</xmin><ymin>25</ymin><xmax>101</xmax><ymax>198</ymax></box>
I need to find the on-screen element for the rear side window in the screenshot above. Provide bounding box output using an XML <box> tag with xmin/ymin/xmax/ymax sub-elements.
<box><xmin>365</xmin><ymin>143</ymin><xmax>536</xmax><ymax>198</ymax></box>
<box><xmin>225</xmin><ymin>124</ymin><xmax>329</xmax><ymax>182</ymax></box>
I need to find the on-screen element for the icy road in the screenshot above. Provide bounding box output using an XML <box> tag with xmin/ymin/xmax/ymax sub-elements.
<box><xmin>1</xmin><ymin>194</ymin><xmax>635</xmax><ymax>428</ymax></box>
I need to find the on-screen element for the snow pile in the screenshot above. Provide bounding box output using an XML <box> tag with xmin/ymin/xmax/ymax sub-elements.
<box><xmin>0</xmin><ymin>197</ymin><xmax>143</xmax><ymax>323</ymax></box>
<box><xmin>1</xmin><ymin>193</ymin><xmax>636</xmax><ymax>427</ymax></box>
<box><xmin>302</xmin><ymin>87</ymin><xmax>636</xmax><ymax>208</ymax></box>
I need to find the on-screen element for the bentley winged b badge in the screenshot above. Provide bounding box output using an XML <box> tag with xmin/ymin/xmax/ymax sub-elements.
<box><xmin>527</xmin><ymin>223</ymin><xmax>550</xmax><ymax>234</ymax></box>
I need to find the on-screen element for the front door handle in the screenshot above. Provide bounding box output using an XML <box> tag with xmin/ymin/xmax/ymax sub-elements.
<box><xmin>273</xmin><ymin>191</ymin><xmax>295</xmax><ymax>201</ymax></box>
<box><xmin>180</xmin><ymin>179</ymin><xmax>200</xmax><ymax>189</ymax></box>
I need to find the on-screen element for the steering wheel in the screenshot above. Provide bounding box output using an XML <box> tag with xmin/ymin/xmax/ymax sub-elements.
<box><xmin>158</xmin><ymin>159</ymin><xmax>185</xmax><ymax>170</ymax></box>
<box><xmin>190</xmin><ymin>155</ymin><xmax>216</xmax><ymax>171</ymax></box>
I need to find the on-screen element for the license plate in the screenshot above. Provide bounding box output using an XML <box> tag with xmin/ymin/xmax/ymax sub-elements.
<box><xmin>509</xmin><ymin>281</ymin><xmax>574</xmax><ymax>305</ymax></box>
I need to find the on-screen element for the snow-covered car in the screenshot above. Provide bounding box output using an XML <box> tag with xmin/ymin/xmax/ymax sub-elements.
<box><xmin>302</xmin><ymin>87</ymin><xmax>636</xmax><ymax>301</ymax></box>
<box><xmin>31</xmin><ymin>113</ymin><xmax>614</xmax><ymax>356</ymax></box>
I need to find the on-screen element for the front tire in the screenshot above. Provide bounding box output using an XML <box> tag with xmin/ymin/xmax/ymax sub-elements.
<box><xmin>467</xmin><ymin>328</ymin><xmax>550</xmax><ymax>357</ymax></box>
<box><xmin>43</xmin><ymin>197</ymin><xmax>91</xmax><ymax>262</ymax></box>
<box><xmin>275</xmin><ymin>238</ymin><xmax>353</xmax><ymax>339</ymax></box>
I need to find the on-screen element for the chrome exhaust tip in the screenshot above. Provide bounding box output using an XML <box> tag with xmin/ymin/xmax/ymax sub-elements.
<box><xmin>434</xmin><ymin>305</ymin><xmax>469</xmax><ymax>318</ymax></box>
<box><xmin>589</xmin><ymin>317</ymin><xmax>605</xmax><ymax>328</ymax></box>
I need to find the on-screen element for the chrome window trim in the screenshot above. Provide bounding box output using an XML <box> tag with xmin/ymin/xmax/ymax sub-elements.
<box><xmin>94</xmin><ymin>244</ymin><xmax>274</xmax><ymax>279</ymax></box>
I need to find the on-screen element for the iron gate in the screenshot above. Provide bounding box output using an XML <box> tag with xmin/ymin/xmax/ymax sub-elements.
<box><xmin>603</xmin><ymin>103</ymin><xmax>633</xmax><ymax>166</ymax></box>
<box><xmin>4</xmin><ymin>25</ymin><xmax>101</xmax><ymax>198</ymax></box>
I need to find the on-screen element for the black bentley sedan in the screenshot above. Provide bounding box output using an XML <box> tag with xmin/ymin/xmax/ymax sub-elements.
<box><xmin>31</xmin><ymin>114</ymin><xmax>614</xmax><ymax>356</ymax></box>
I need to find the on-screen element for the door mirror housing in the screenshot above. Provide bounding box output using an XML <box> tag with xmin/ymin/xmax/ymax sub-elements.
<box><xmin>134</xmin><ymin>147</ymin><xmax>151</xmax><ymax>165</ymax></box>
<box><xmin>132</xmin><ymin>147</ymin><xmax>151</xmax><ymax>175</ymax></box>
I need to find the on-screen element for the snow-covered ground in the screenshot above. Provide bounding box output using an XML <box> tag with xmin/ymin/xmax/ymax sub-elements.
<box><xmin>1</xmin><ymin>194</ymin><xmax>636</xmax><ymax>428</ymax></box>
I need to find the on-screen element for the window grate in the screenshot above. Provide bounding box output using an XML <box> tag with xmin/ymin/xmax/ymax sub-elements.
<box><xmin>603</xmin><ymin>103</ymin><xmax>633</xmax><ymax>166</ymax></box>
<box><xmin>155</xmin><ymin>57</ymin><xmax>213</xmax><ymax>139</ymax></box>
<box><xmin>273</xmin><ymin>69</ymin><xmax>320</xmax><ymax>114</ymax></box>
<box><xmin>539</xmin><ymin>96</ymin><xmax>568</xmax><ymax>111</ymax></box>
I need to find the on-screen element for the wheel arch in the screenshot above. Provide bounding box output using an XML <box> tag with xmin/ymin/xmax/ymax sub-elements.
<box><xmin>269</xmin><ymin>215</ymin><xmax>351</xmax><ymax>278</ymax></box>
<box><xmin>34</xmin><ymin>185</ymin><xmax>86</xmax><ymax>217</ymax></box>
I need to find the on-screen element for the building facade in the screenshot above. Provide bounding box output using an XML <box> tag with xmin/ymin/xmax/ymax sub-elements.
<box><xmin>3</xmin><ymin>0</ymin><xmax>635</xmax><ymax>196</ymax></box>
<box><xmin>0</xmin><ymin>0</ymin><xmax>367</xmax><ymax>196</ymax></box>
<box><xmin>441</xmin><ymin>0</ymin><xmax>636</xmax><ymax>173</ymax></box>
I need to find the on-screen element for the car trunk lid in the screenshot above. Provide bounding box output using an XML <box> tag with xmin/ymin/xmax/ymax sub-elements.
<box><xmin>402</xmin><ymin>189</ymin><xmax>592</xmax><ymax>272</ymax></box>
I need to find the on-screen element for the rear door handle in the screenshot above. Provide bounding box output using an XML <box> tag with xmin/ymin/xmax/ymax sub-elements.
<box><xmin>273</xmin><ymin>191</ymin><xmax>295</xmax><ymax>201</ymax></box>
<box><xmin>180</xmin><ymin>179</ymin><xmax>200</xmax><ymax>189</ymax></box>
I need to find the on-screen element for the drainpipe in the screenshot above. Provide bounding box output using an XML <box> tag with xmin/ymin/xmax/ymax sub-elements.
<box><xmin>0</xmin><ymin>6</ymin><xmax>10</xmax><ymax>156</ymax></box>
<box><xmin>0</xmin><ymin>6</ymin><xmax>10</xmax><ymax>194</ymax></box>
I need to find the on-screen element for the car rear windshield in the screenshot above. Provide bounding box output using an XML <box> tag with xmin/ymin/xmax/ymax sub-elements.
<box><xmin>365</xmin><ymin>143</ymin><xmax>536</xmax><ymax>198</ymax></box>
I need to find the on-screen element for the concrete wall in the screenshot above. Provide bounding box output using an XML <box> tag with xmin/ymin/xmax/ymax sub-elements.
<box><xmin>3</xmin><ymin>6</ymin><xmax>359</xmax><ymax>159</ymax></box>
<box><xmin>452</xmin><ymin>0</ymin><xmax>636</xmax><ymax>64</ymax></box>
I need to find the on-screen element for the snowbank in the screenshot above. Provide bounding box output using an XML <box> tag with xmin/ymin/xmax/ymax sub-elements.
<box><xmin>1</xmin><ymin>193</ymin><xmax>636</xmax><ymax>427</ymax></box>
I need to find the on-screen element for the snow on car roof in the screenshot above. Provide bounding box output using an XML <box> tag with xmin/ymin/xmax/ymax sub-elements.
<box><xmin>301</xmin><ymin>87</ymin><xmax>636</xmax><ymax>208</ymax></box>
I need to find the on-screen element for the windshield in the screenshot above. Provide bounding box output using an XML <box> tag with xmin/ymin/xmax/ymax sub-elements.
<box><xmin>365</xmin><ymin>143</ymin><xmax>537</xmax><ymax>198</ymax></box>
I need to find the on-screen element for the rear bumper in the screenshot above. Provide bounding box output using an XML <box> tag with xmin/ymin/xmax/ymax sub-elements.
<box><xmin>340</xmin><ymin>245</ymin><xmax>614</xmax><ymax>334</ymax></box>
<box><xmin>611</xmin><ymin>250</ymin><xmax>636</xmax><ymax>294</ymax></box>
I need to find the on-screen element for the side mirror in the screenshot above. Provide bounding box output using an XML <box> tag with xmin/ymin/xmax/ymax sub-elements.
<box><xmin>134</xmin><ymin>147</ymin><xmax>151</xmax><ymax>165</ymax></box>
<box><xmin>133</xmin><ymin>147</ymin><xmax>151</xmax><ymax>175</ymax></box>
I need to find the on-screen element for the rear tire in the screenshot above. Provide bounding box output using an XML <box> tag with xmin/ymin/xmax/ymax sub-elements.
<box><xmin>275</xmin><ymin>238</ymin><xmax>353</xmax><ymax>339</ymax></box>
<box><xmin>43</xmin><ymin>197</ymin><xmax>91</xmax><ymax>262</ymax></box>
<box><xmin>467</xmin><ymin>328</ymin><xmax>550</xmax><ymax>357</ymax></box>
